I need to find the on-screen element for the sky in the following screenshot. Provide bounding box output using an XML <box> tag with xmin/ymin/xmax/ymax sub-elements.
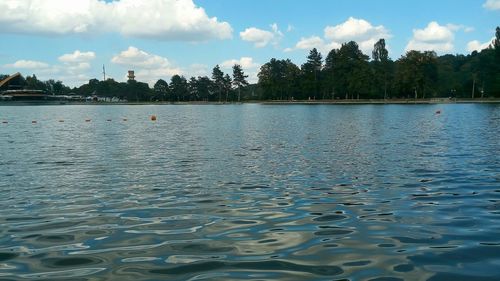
<box><xmin>0</xmin><ymin>0</ymin><xmax>498</xmax><ymax>88</ymax></box>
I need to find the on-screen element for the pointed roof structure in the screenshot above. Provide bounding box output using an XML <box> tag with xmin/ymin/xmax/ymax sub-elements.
<box><xmin>0</xmin><ymin>72</ymin><xmax>22</xmax><ymax>89</ymax></box>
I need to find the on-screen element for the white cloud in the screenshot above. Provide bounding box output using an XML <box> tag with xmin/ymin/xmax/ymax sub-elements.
<box><xmin>221</xmin><ymin>57</ymin><xmax>259</xmax><ymax>69</ymax></box>
<box><xmin>55</xmin><ymin>50</ymin><xmax>96</xmax><ymax>86</ymax></box>
<box><xmin>295</xmin><ymin>36</ymin><xmax>325</xmax><ymax>50</ymax></box>
<box><xmin>240</xmin><ymin>28</ymin><xmax>274</xmax><ymax>47</ymax></box>
<box><xmin>58</xmin><ymin>50</ymin><xmax>96</xmax><ymax>63</ymax></box>
<box><xmin>3</xmin><ymin>56</ymin><xmax>93</xmax><ymax>87</ymax></box>
<box><xmin>0</xmin><ymin>0</ymin><xmax>232</xmax><ymax>41</ymax></box>
<box><xmin>111</xmin><ymin>46</ymin><xmax>182</xmax><ymax>86</ymax></box>
<box><xmin>406</xmin><ymin>22</ymin><xmax>455</xmax><ymax>53</ymax></box>
<box><xmin>324</xmin><ymin>17</ymin><xmax>390</xmax><ymax>43</ymax></box>
<box><xmin>413</xmin><ymin>22</ymin><xmax>453</xmax><ymax>43</ymax></box>
<box><xmin>240</xmin><ymin>23</ymin><xmax>283</xmax><ymax>48</ymax></box>
<box><xmin>446</xmin><ymin>24</ymin><xmax>474</xmax><ymax>33</ymax></box>
<box><xmin>464</xmin><ymin>27</ymin><xmax>475</xmax><ymax>33</ymax></box>
<box><xmin>188</xmin><ymin>64</ymin><xmax>210</xmax><ymax>78</ymax></box>
<box><xmin>220</xmin><ymin>57</ymin><xmax>260</xmax><ymax>83</ymax></box>
<box><xmin>5</xmin><ymin>60</ymin><xmax>49</xmax><ymax>69</ymax></box>
<box><xmin>286</xmin><ymin>17</ymin><xmax>390</xmax><ymax>55</ymax></box>
<box><xmin>467</xmin><ymin>38</ymin><xmax>494</xmax><ymax>52</ymax></box>
<box><xmin>483</xmin><ymin>0</ymin><xmax>500</xmax><ymax>10</ymax></box>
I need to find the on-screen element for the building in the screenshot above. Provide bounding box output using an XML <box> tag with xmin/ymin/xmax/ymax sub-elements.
<box><xmin>0</xmin><ymin>73</ymin><xmax>48</xmax><ymax>101</ymax></box>
<box><xmin>128</xmin><ymin>70</ymin><xmax>135</xmax><ymax>81</ymax></box>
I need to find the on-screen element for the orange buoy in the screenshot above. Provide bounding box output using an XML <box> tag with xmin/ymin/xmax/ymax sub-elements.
<box><xmin>150</xmin><ymin>115</ymin><xmax>157</xmax><ymax>121</ymax></box>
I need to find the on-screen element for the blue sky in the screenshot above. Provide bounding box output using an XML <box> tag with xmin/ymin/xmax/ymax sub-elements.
<box><xmin>0</xmin><ymin>0</ymin><xmax>498</xmax><ymax>87</ymax></box>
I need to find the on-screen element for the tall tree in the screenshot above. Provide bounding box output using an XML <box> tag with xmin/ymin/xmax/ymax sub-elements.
<box><xmin>211</xmin><ymin>65</ymin><xmax>225</xmax><ymax>102</ymax></box>
<box><xmin>301</xmin><ymin>48</ymin><xmax>323</xmax><ymax>99</ymax></box>
<box><xmin>258</xmin><ymin>58</ymin><xmax>300</xmax><ymax>100</ymax></box>
<box><xmin>153</xmin><ymin>79</ymin><xmax>169</xmax><ymax>101</ymax></box>
<box><xmin>372</xmin><ymin>39</ymin><xmax>393</xmax><ymax>99</ymax></box>
<box><xmin>197</xmin><ymin>76</ymin><xmax>214</xmax><ymax>101</ymax></box>
<box><xmin>232</xmin><ymin>64</ymin><xmax>249</xmax><ymax>102</ymax></box>
<box><xmin>372</xmin><ymin>39</ymin><xmax>389</xmax><ymax>62</ymax></box>
<box><xmin>323</xmin><ymin>49</ymin><xmax>340</xmax><ymax>99</ymax></box>
<box><xmin>332</xmin><ymin>41</ymin><xmax>371</xmax><ymax>99</ymax></box>
<box><xmin>169</xmin><ymin>75</ymin><xmax>188</xmax><ymax>101</ymax></box>
<box><xmin>395</xmin><ymin>50</ymin><xmax>437</xmax><ymax>99</ymax></box>
<box><xmin>494</xmin><ymin>26</ymin><xmax>500</xmax><ymax>50</ymax></box>
<box><xmin>26</xmin><ymin>74</ymin><xmax>47</xmax><ymax>91</ymax></box>
<box><xmin>223</xmin><ymin>74</ymin><xmax>232</xmax><ymax>102</ymax></box>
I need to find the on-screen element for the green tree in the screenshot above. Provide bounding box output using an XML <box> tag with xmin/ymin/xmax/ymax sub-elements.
<box><xmin>300</xmin><ymin>48</ymin><xmax>323</xmax><ymax>99</ymax></box>
<box><xmin>323</xmin><ymin>49</ymin><xmax>340</xmax><ymax>99</ymax></box>
<box><xmin>188</xmin><ymin>76</ymin><xmax>213</xmax><ymax>101</ymax></box>
<box><xmin>223</xmin><ymin>74</ymin><xmax>232</xmax><ymax>102</ymax></box>
<box><xmin>169</xmin><ymin>75</ymin><xmax>188</xmax><ymax>101</ymax></box>
<box><xmin>395</xmin><ymin>50</ymin><xmax>438</xmax><ymax>99</ymax></box>
<box><xmin>199</xmin><ymin>76</ymin><xmax>214</xmax><ymax>101</ymax></box>
<box><xmin>232</xmin><ymin>64</ymin><xmax>249</xmax><ymax>102</ymax></box>
<box><xmin>44</xmin><ymin>79</ymin><xmax>67</xmax><ymax>95</ymax></box>
<box><xmin>372</xmin><ymin>39</ymin><xmax>393</xmax><ymax>99</ymax></box>
<box><xmin>26</xmin><ymin>74</ymin><xmax>47</xmax><ymax>91</ymax></box>
<box><xmin>124</xmin><ymin>79</ymin><xmax>151</xmax><ymax>101</ymax></box>
<box><xmin>494</xmin><ymin>26</ymin><xmax>500</xmax><ymax>50</ymax></box>
<box><xmin>153</xmin><ymin>79</ymin><xmax>169</xmax><ymax>101</ymax></box>
<box><xmin>330</xmin><ymin>41</ymin><xmax>371</xmax><ymax>99</ymax></box>
<box><xmin>211</xmin><ymin>65</ymin><xmax>225</xmax><ymax>102</ymax></box>
<box><xmin>258</xmin><ymin>58</ymin><xmax>300</xmax><ymax>100</ymax></box>
<box><xmin>436</xmin><ymin>54</ymin><xmax>468</xmax><ymax>98</ymax></box>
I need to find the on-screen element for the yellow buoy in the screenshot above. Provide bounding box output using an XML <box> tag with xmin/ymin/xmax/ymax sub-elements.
<box><xmin>150</xmin><ymin>115</ymin><xmax>157</xmax><ymax>121</ymax></box>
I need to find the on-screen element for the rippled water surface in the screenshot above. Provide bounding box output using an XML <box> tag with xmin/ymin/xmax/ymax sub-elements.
<box><xmin>1</xmin><ymin>104</ymin><xmax>499</xmax><ymax>281</ymax></box>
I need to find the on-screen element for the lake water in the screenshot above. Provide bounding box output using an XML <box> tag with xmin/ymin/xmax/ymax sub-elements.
<box><xmin>0</xmin><ymin>104</ymin><xmax>499</xmax><ymax>281</ymax></box>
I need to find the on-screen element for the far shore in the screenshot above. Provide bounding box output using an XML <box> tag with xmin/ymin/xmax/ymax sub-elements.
<box><xmin>258</xmin><ymin>98</ymin><xmax>500</xmax><ymax>105</ymax></box>
<box><xmin>1</xmin><ymin>98</ymin><xmax>500</xmax><ymax>106</ymax></box>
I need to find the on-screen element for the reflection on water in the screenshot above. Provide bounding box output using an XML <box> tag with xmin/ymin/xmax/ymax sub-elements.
<box><xmin>0</xmin><ymin>104</ymin><xmax>499</xmax><ymax>280</ymax></box>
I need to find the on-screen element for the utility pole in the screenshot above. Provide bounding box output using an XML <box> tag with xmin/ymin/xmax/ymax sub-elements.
<box><xmin>103</xmin><ymin>65</ymin><xmax>106</xmax><ymax>81</ymax></box>
<box><xmin>472</xmin><ymin>75</ymin><xmax>475</xmax><ymax>99</ymax></box>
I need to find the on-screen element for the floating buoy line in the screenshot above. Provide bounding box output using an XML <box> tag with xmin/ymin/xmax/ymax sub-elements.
<box><xmin>0</xmin><ymin>116</ymin><xmax>157</xmax><ymax>125</ymax></box>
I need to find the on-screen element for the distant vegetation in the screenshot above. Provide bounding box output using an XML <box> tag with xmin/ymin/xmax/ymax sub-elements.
<box><xmin>2</xmin><ymin>27</ymin><xmax>499</xmax><ymax>101</ymax></box>
<box><xmin>257</xmin><ymin>27</ymin><xmax>500</xmax><ymax>100</ymax></box>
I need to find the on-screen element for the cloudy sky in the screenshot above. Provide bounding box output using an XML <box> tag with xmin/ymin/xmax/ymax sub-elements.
<box><xmin>0</xmin><ymin>0</ymin><xmax>498</xmax><ymax>87</ymax></box>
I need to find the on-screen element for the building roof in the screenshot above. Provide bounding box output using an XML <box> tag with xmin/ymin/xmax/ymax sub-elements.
<box><xmin>0</xmin><ymin>72</ymin><xmax>22</xmax><ymax>88</ymax></box>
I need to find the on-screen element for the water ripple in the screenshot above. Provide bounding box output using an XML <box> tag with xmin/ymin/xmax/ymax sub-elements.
<box><xmin>0</xmin><ymin>104</ymin><xmax>499</xmax><ymax>280</ymax></box>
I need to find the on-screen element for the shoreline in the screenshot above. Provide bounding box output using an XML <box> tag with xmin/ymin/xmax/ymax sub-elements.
<box><xmin>1</xmin><ymin>98</ymin><xmax>499</xmax><ymax>106</ymax></box>
<box><xmin>259</xmin><ymin>98</ymin><xmax>500</xmax><ymax>105</ymax></box>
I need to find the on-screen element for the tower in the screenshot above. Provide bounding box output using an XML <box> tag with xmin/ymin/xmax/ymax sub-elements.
<box><xmin>127</xmin><ymin>70</ymin><xmax>135</xmax><ymax>81</ymax></box>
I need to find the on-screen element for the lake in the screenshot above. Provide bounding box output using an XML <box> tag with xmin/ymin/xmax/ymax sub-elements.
<box><xmin>0</xmin><ymin>104</ymin><xmax>499</xmax><ymax>281</ymax></box>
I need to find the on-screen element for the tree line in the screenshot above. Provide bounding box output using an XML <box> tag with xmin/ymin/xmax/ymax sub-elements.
<box><xmin>258</xmin><ymin>27</ymin><xmax>500</xmax><ymax>100</ymax></box>
<box><xmin>1</xmin><ymin>64</ymin><xmax>250</xmax><ymax>102</ymax></box>
<box><xmin>2</xmin><ymin>26</ymin><xmax>499</xmax><ymax>101</ymax></box>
